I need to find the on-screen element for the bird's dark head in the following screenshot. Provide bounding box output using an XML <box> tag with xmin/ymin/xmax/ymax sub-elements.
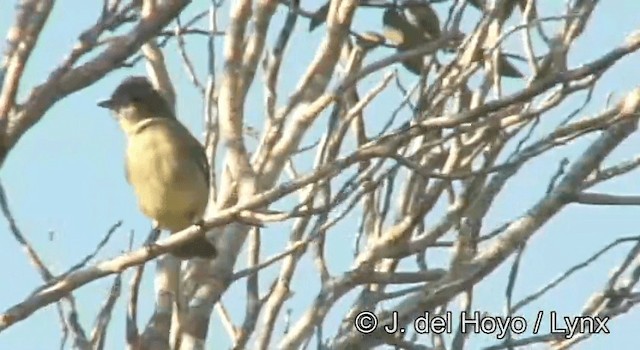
<box><xmin>98</xmin><ymin>76</ymin><xmax>174</xmax><ymax>124</ymax></box>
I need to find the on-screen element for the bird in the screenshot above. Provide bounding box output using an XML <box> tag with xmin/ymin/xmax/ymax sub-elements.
<box><xmin>382</xmin><ymin>7</ymin><xmax>420</xmax><ymax>47</ymax></box>
<box><xmin>98</xmin><ymin>76</ymin><xmax>217</xmax><ymax>259</ymax></box>
<box><xmin>382</xmin><ymin>1</ymin><xmax>440</xmax><ymax>45</ymax></box>
<box><xmin>401</xmin><ymin>0</ymin><xmax>441</xmax><ymax>41</ymax></box>
<box><xmin>382</xmin><ymin>1</ymin><xmax>441</xmax><ymax>76</ymax></box>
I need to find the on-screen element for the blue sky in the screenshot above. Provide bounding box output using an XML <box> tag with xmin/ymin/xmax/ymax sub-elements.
<box><xmin>1</xmin><ymin>1</ymin><xmax>640</xmax><ymax>349</ymax></box>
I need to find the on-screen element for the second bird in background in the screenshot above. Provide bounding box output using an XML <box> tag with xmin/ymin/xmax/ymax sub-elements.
<box><xmin>382</xmin><ymin>0</ymin><xmax>441</xmax><ymax>75</ymax></box>
<box><xmin>98</xmin><ymin>76</ymin><xmax>217</xmax><ymax>259</ymax></box>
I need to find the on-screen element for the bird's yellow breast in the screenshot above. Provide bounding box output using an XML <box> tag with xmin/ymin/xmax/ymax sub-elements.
<box><xmin>125</xmin><ymin>118</ymin><xmax>208</xmax><ymax>232</ymax></box>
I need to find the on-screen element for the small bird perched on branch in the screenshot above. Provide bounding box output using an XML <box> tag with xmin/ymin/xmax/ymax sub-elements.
<box><xmin>98</xmin><ymin>76</ymin><xmax>217</xmax><ymax>259</ymax></box>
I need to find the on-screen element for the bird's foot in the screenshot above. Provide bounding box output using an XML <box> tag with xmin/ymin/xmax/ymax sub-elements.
<box><xmin>144</xmin><ymin>241</ymin><xmax>162</xmax><ymax>255</ymax></box>
<box><xmin>193</xmin><ymin>219</ymin><xmax>205</xmax><ymax>230</ymax></box>
<box><xmin>142</xmin><ymin>227</ymin><xmax>162</xmax><ymax>255</ymax></box>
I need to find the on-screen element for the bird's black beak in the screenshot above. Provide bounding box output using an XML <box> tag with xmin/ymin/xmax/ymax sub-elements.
<box><xmin>97</xmin><ymin>99</ymin><xmax>114</xmax><ymax>109</ymax></box>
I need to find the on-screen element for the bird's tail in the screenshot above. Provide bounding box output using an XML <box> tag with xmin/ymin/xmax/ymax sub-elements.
<box><xmin>170</xmin><ymin>234</ymin><xmax>217</xmax><ymax>259</ymax></box>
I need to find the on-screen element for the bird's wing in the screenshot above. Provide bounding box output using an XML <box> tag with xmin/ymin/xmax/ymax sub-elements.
<box><xmin>496</xmin><ymin>54</ymin><xmax>524</xmax><ymax>78</ymax></box>
<box><xmin>168</xmin><ymin>120</ymin><xmax>210</xmax><ymax>188</ymax></box>
<box><xmin>189</xmin><ymin>135</ymin><xmax>210</xmax><ymax>189</ymax></box>
<box><xmin>169</xmin><ymin>121</ymin><xmax>211</xmax><ymax>189</ymax></box>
